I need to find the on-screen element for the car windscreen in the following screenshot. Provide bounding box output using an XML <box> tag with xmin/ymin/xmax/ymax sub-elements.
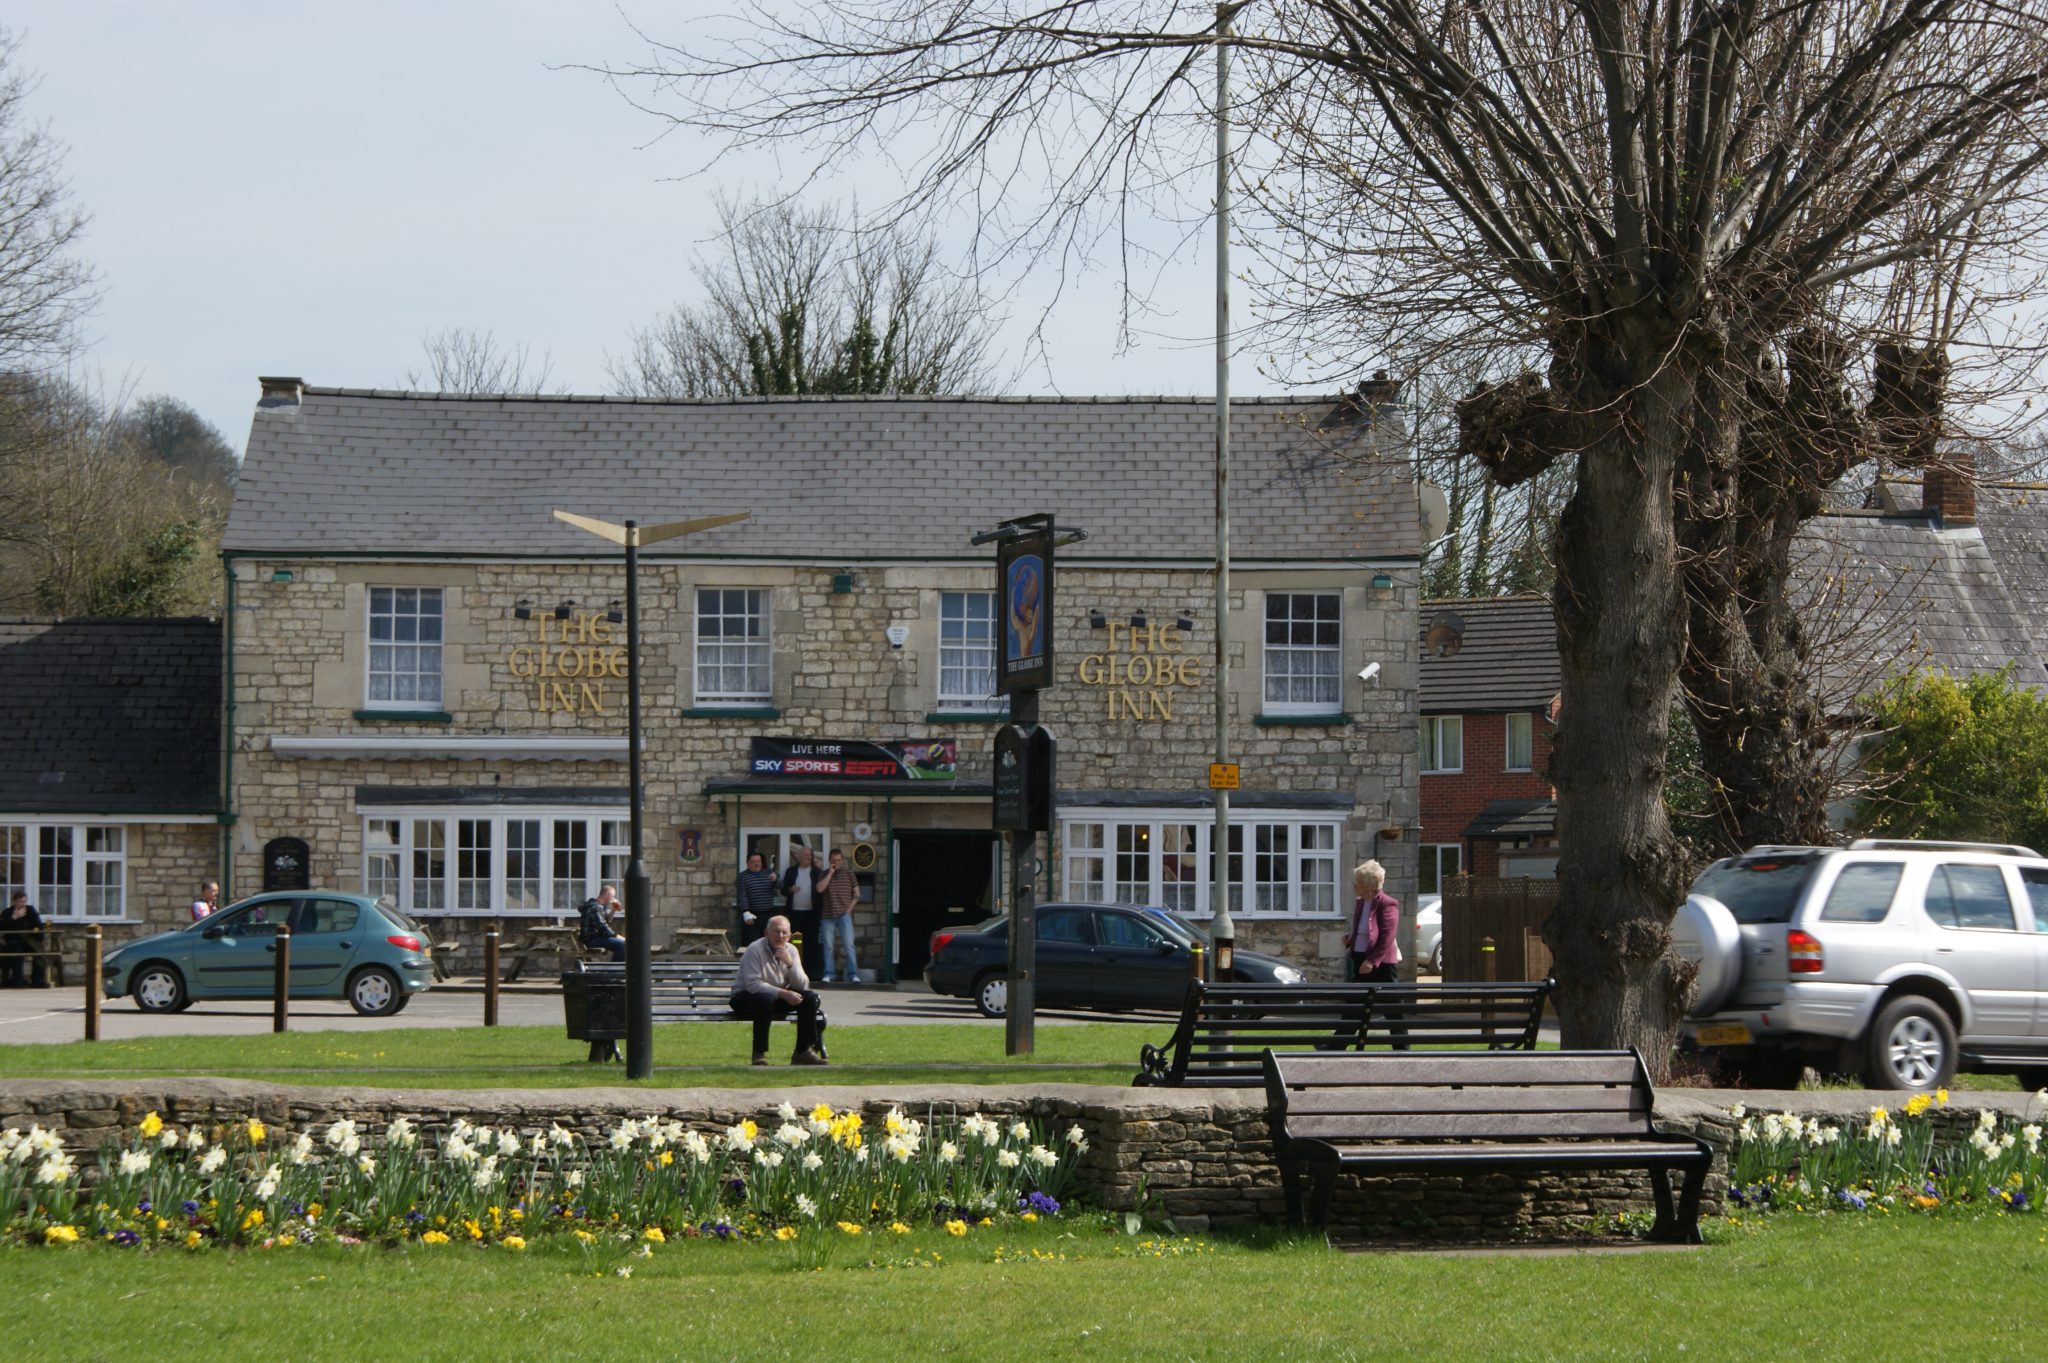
<box><xmin>1692</xmin><ymin>855</ymin><xmax>1823</xmax><ymax>923</ymax></box>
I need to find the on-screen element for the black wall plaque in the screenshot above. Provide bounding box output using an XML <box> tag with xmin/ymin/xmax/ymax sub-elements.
<box><xmin>262</xmin><ymin>837</ymin><xmax>310</xmax><ymax>892</ymax></box>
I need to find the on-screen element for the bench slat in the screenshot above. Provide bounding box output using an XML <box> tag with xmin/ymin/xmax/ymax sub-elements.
<box><xmin>1272</xmin><ymin>1052</ymin><xmax>1638</xmax><ymax>1087</ymax></box>
<box><xmin>1290</xmin><ymin>1111</ymin><xmax>1651</xmax><ymax>1142</ymax></box>
<box><xmin>1279</xmin><ymin>1084</ymin><xmax>1642</xmax><ymax>1117</ymax></box>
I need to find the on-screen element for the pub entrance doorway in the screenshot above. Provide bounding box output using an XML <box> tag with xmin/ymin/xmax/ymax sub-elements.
<box><xmin>892</xmin><ymin>830</ymin><xmax>999</xmax><ymax>978</ymax></box>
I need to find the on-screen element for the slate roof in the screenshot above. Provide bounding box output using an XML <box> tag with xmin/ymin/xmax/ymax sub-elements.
<box><xmin>0</xmin><ymin>619</ymin><xmax>222</xmax><ymax>814</ymax></box>
<box><xmin>1463</xmin><ymin>798</ymin><xmax>1556</xmax><ymax>841</ymax></box>
<box><xmin>1973</xmin><ymin>484</ymin><xmax>2048</xmax><ymax>638</ymax></box>
<box><xmin>226</xmin><ymin>387</ymin><xmax>1416</xmax><ymax>562</ymax></box>
<box><xmin>1419</xmin><ymin>596</ymin><xmax>1560</xmax><ymax>713</ymax></box>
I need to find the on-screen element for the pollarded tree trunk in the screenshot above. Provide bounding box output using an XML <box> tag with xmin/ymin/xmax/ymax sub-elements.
<box><xmin>1545</xmin><ymin>358</ymin><xmax>1697</xmax><ymax>1067</ymax></box>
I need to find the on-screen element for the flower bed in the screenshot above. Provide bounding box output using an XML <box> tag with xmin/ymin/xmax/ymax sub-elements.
<box><xmin>1727</xmin><ymin>1089</ymin><xmax>2047</xmax><ymax>1215</ymax></box>
<box><xmin>0</xmin><ymin>1102</ymin><xmax>1088</xmax><ymax>1265</ymax></box>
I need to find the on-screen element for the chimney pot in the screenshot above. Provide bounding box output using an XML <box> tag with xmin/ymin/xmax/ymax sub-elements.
<box><xmin>257</xmin><ymin>376</ymin><xmax>305</xmax><ymax>408</ymax></box>
<box><xmin>1922</xmin><ymin>454</ymin><xmax>1977</xmax><ymax>526</ymax></box>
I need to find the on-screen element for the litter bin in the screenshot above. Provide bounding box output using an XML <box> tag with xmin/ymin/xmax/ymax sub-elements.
<box><xmin>561</xmin><ymin>967</ymin><xmax>626</xmax><ymax>1062</ymax></box>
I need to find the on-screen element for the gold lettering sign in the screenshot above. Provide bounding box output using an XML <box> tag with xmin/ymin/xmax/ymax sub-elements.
<box><xmin>1074</xmin><ymin>620</ymin><xmax>1199</xmax><ymax>721</ymax></box>
<box><xmin>508</xmin><ymin>613</ymin><xmax>626</xmax><ymax>715</ymax></box>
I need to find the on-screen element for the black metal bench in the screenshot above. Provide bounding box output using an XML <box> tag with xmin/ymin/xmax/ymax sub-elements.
<box><xmin>1133</xmin><ymin>979</ymin><xmax>1553</xmax><ymax>1086</ymax></box>
<box><xmin>1261</xmin><ymin>1048</ymin><xmax>1712</xmax><ymax>1243</ymax></box>
<box><xmin>563</xmin><ymin>959</ymin><xmax>766</xmax><ymax>1062</ymax></box>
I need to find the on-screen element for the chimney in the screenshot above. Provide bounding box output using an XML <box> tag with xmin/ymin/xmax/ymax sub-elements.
<box><xmin>257</xmin><ymin>375</ymin><xmax>304</xmax><ymax>409</ymax></box>
<box><xmin>1922</xmin><ymin>451</ymin><xmax>1977</xmax><ymax>526</ymax></box>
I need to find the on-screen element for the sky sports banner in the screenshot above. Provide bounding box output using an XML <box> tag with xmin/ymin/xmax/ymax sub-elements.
<box><xmin>749</xmin><ymin>738</ymin><xmax>958</xmax><ymax>781</ymax></box>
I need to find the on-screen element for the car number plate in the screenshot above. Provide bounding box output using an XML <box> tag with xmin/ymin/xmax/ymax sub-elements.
<box><xmin>1695</xmin><ymin>1022</ymin><xmax>1751</xmax><ymax>1046</ymax></box>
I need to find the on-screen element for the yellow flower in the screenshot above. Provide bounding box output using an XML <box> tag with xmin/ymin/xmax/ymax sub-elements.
<box><xmin>1904</xmin><ymin>1094</ymin><xmax>1933</xmax><ymax>1117</ymax></box>
<box><xmin>888</xmin><ymin>1222</ymin><xmax>912</xmax><ymax>1234</ymax></box>
<box><xmin>574</xmin><ymin>1229</ymin><xmax>596</xmax><ymax>1244</ymax></box>
<box><xmin>740</xmin><ymin>1119</ymin><xmax>759</xmax><ymax>1142</ymax></box>
<box><xmin>837</xmin><ymin>1221</ymin><xmax>863</xmax><ymax>1235</ymax></box>
<box><xmin>810</xmin><ymin>1102</ymin><xmax>835</xmax><ymax>1122</ymax></box>
<box><xmin>775</xmin><ymin>1226</ymin><xmax>797</xmax><ymax>1242</ymax></box>
<box><xmin>420</xmin><ymin>1230</ymin><xmax>450</xmax><ymax>1245</ymax></box>
<box><xmin>643</xmin><ymin>1226</ymin><xmax>666</xmax><ymax>1242</ymax></box>
<box><xmin>307</xmin><ymin>1202</ymin><xmax>323</xmax><ymax>1220</ymax></box>
<box><xmin>658</xmin><ymin>1150</ymin><xmax>674</xmax><ymax>1167</ymax></box>
<box><xmin>139</xmin><ymin>1111</ymin><xmax>163</xmax><ymax>1138</ymax></box>
<box><xmin>464</xmin><ymin>1219</ymin><xmax>484</xmax><ymax>1240</ymax></box>
<box><xmin>1936</xmin><ymin>1088</ymin><xmax>1950</xmax><ymax>1106</ymax></box>
<box><xmin>183</xmin><ymin>1230</ymin><xmax>202</xmax><ymax>1248</ymax></box>
<box><xmin>247</xmin><ymin>1119</ymin><xmax>266</xmax><ymax>1144</ymax></box>
<box><xmin>155</xmin><ymin>1217</ymin><xmax>169</xmax><ymax>1232</ymax></box>
<box><xmin>242</xmin><ymin>1209</ymin><xmax>264</xmax><ymax>1231</ymax></box>
<box><xmin>944</xmin><ymin>1219</ymin><xmax>968</xmax><ymax>1237</ymax></box>
<box><xmin>1021</xmin><ymin>1211</ymin><xmax>1039</xmax><ymax>1222</ymax></box>
<box><xmin>503</xmin><ymin>1235</ymin><xmax>527</xmax><ymax>1250</ymax></box>
<box><xmin>44</xmin><ymin>1224</ymin><xmax>78</xmax><ymax>1244</ymax></box>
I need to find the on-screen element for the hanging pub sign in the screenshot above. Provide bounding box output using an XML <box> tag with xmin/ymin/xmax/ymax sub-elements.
<box><xmin>997</xmin><ymin>513</ymin><xmax>1055</xmax><ymax>695</ymax></box>
<box><xmin>749</xmin><ymin>738</ymin><xmax>958</xmax><ymax>781</ymax></box>
<box><xmin>262</xmin><ymin>837</ymin><xmax>310</xmax><ymax>892</ymax></box>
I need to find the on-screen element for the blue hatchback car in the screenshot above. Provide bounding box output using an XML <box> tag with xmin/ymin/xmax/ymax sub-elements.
<box><xmin>101</xmin><ymin>891</ymin><xmax>434</xmax><ymax>1016</ymax></box>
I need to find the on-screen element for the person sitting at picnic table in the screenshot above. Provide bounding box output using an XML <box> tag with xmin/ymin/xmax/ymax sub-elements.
<box><xmin>729</xmin><ymin>914</ymin><xmax>827</xmax><ymax>1067</ymax></box>
<box><xmin>1</xmin><ymin>891</ymin><xmax>47</xmax><ymax>988</ymax></box>
<box><xmin>578</xmin><ymin>884</ymin><xmax>627</xmax><ymax>962</ymax></box>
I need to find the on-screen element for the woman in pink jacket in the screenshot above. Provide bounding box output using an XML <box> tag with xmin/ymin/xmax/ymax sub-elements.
<box><xmin>1344</xmin><ymin>859</ymin><xmax>1410</xmax><ymax>1049</ymax></box>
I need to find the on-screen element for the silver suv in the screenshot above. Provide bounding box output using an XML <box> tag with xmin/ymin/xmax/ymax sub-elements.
<box><xmin>1672</xmin><ymin>839</ymin><xmax>2048</xmax><ymax>1091</ymax></box>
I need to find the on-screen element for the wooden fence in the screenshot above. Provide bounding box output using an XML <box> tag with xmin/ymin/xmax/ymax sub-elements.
<box><xmin>1440</xmin><ymin>875</ymin><xmax>1559</xmax><ymax>982</ymax></box>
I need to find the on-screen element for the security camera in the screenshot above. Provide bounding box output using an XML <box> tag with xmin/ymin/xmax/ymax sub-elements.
<box><xmin>1359</xmin><ymin>661</ymin><xmax>1381</xmax><ymax>686</ymax></box>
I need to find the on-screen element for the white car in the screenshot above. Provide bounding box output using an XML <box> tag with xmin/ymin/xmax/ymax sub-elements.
<box><xmin>1414</xmin><ymin>895</ymin><xmax>1443</xmax><ymax>974</ymax></box>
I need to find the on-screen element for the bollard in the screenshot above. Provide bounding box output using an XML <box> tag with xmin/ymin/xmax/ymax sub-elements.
<box><xmin>1189</xmin><ymin>943</ymin><xmax>1205</xmax><ymax>986</ymax></box>
<box><xmin>84</xmin><ymin>924</ymin><xmax>101</xmax><ymax>1042</ymax></box>
<box><xmin>484</xmin><ymin>928</ymin><xmax>500</xmax><ymax>1027</ymax></box>
<box><xmin>272</xmin><ymin>925</ymin><xmax>292</xmax><ymax>1033</ymax></box>
<box><xmin>1479</xmin><ymin>935</ymin><xmax>1497</xmax><ymax>1043</ymax></box>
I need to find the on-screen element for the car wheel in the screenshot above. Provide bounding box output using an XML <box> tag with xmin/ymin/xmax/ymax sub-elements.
<box><xmin>974</xmin><ymin>973</ymin><xmax>1008</xmax><ymax>1019</ymax></box>
<box><xmin>1862</xmin><ymin>996</ymin><xmax>1957</xmax><ymax>1091</ymax></box>
<box><xmin>347</xmin><ymin>966</ymin><xmax>404</xmax><ymax>1018</ymax></box>
<box><xmin>132</xmin><ymin>963</ymin><xmax>185</xmax><ymax>1013</ymax></box>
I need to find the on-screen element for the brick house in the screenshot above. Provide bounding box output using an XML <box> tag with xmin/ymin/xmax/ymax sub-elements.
<box><xmin>222</xmin><ymin>380</ymin><xmax>1420</xmax><ymax>981</ymax></box>
<box><xmin>1416</xmin><ymin>597</ymin><xmax>1559</xmax><ymax>888</ymax></box>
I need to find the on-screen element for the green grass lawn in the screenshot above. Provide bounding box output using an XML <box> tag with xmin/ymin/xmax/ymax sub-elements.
<box><xmin>0</xmin><ymin>1022</ymin><xmax>1163</xmax><ymax>1089</ymax></box>
<box><xmin>6</xmin><ymin>1214</ymin><xmax>2045</xmax><ymax>1361</ymax></box>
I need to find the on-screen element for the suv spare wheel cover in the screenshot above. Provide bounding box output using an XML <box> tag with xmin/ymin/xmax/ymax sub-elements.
<box><xmin>1671</xmin><ymin>894</ymin><xmax>1743</xmax><ymax>1016</ymax></box>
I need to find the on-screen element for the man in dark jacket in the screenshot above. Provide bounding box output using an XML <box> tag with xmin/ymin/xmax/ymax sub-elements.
<box><xmin>577</xmin><ymin>884</ymin><xmax>626</xmax><ymax>962</ymax></box>
<box><xmin>1</xmin><ymin>891</ymin><xmax>46</xmax><ymax>988</ymax></box>
<box><xmin>736</xmin><ymin>851</ymin><xmax>778</xmax><ymax>944</ymax></box>
<box><xmin>777</xmin><ymin>846</ymin><xmax>826</xmax><ymax>978</ymax></box>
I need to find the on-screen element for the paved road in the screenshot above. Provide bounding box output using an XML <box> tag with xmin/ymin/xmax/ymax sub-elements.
<box><xmin>0</xmin><ymin>978</ymin><xmax>1145</xmax><ymax>1048</ymax></box>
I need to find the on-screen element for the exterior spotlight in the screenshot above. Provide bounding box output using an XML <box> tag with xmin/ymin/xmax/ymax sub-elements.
<box><xmin>513</xmin><ymin>599</ymin><xmax>532</xmax><ymax>621</ymax></box>
<box><xmin>1176</xmin><ymin>614</ymin><xmax>1195</xmax><ymax>632</ymax></box>
<box><xmin>1088</xmin><ymin>609</ymin><xmax>1107</xmax><ymax>629</ymax></box>
<box><xmin>554</xmin><ymin>599</ymin><xmax>576</xmax><ymax>621</ymax></box>
<box><xmin>606</xmin><ymin>599</ymin><xmax>624</xmax><ymax>625</ymax></box>
<box><xmin>1129</xmin><ymin>612</ymin><xmax>1148</xmax><ymax>628</ymax></box>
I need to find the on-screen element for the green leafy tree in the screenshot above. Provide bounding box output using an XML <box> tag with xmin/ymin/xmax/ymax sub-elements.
<box><xmin>1851</xmin><ymin>668</ymin><xmax>2048</xmax><ymax>852</ymax></box>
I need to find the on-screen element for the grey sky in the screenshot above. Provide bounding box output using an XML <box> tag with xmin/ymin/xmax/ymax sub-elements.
<box><xmin>13</xmin><ymin>2</ymin><xmax>1250</xmax><ymax>456</ymax></box>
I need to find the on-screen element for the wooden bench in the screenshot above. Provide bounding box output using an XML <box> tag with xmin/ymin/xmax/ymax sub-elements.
<box><xmin>1261</xmin><ymin>1049</ymin><xmax>1712</xmax><ymax>1243</ymax></box>
<box><xmin>564</xmin><ymin>959</ymin><xmax>749</xmax><ymax>1061</ymax></box>
<box><xmin>1133</xmin><ymin>979</ymin><xmax>1553</xmax><ymax>1086</ymax></box>
<box><xmin>0</xmin><ymin>927</ymin><xmax>65</xmax><ymax>988</ymax></box>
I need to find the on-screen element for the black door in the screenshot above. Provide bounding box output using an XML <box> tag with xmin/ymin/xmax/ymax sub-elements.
<box><xmin>894</xmin><ymin>830</ymin><xmax>999</xmax><ymax>977</ymax></box>
<box><xmin>1091</xmin><ymin>907</ymin><xmax>1193</xmax><ymax>1010</ymax></box>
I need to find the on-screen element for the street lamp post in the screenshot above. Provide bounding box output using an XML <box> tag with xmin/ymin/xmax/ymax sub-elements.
<box><xmin>553</xmin><ymin>508</ymin><xmax>750</xmax><ymax>1079</ymax></box>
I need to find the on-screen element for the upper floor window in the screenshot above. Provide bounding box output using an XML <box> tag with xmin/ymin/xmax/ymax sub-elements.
<box><xmin>695</xmin><ymin>588</ymin><xmax>770</xmax><ymax>705</ymax></box>
<box><xmin>366</xmin><ymin>587</ymin><xmax>443</xmax><ymax>709</ymax></box>
<box><xmin>1263</xmin><ymin>592</ymin><xmax>1342</xmax><ymax>715</ymax></box>
<box><xmin>1422</xmin><ymin>715</ymin><xmax>1464</xmax><ymax>773</ymax></box>
<box><xmin>938</xmin><ymin>591</ymin><xmax>1002</xmax><ymax>710</ymax></box>
<box><xmin>1504</xmin><ymin>712</ymin><xmax>1534</xmax><ymax>772</ymax></box>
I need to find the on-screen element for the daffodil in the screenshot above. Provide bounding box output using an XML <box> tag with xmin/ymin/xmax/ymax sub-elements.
<box><xmin>944</xmin><ymin>1219</ymin><xmax>968</xmax><ymax>1236</ymax></box>
<box><xmin>139</xmin><ymin>1111</ymin><xmax>163</xmax><ymax>1138</ymax></box>
<box><xmin>44</xmin><ymin>1224</ymin><xmax>78</xmax><ymax>1244</ymax></box>
<box><xmin>420</xmin><ymin>1229</ymin><xmax>450</xmax><ymax>1244</ymax></box>
<box><xmin>246</xmin><ymin>1118</ymin><xmax>266</xmax><ymax>1144</ymax></box>
<box><xmin>775</xmin><ymin>1226</ymin><xmax>797</xmax><ymax>1241</ymax></box>
<box><xmin>644</xmin><ymin>1226</ymin><xmax>666</xmax><ymax>1242</ymax></box>
<box><xmin>503</xmin><ymin>1235</ymin><xmax>526</xmax><ymax>1250</ymax></box>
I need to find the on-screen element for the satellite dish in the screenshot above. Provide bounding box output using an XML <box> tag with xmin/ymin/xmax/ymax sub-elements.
<box><xmin>1418</xmin><ymin>481</ymin><xmax>1449</xmax><ymax>543</ymax></box>
<box><xmin>1425</xmin><ymin>611</ymin><xmax>1466</xmax><ymax>658</ymax></box>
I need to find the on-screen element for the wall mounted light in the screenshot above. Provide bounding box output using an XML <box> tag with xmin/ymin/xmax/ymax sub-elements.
<box><xmin>270</xmin><ymin>569</ymin><xmax>294</xmax><ymax>584</ymax></box>
<box><xmin>554</xmin><ymin>599</ymin><xmax>576</xmax><ymax>620</ymax></box>
<box><xmin>1129</xmin><ymin>611</ymin><xmax>1148</xmax><ymax>629</ymax></box>
<box><xmin>605</xmin><ymin>599</ymin><xmax>624</xmax><ymax>625</ymax></box>
<box><xmin>513</xmin><ymin>599</ymin><xmax>533</xmax><ymax>621</ymax></box>
<box><xmin>832</xmin><ymin>572</ymin><xmax>857</xmax><ymax>594</ymax></box>
<box><xmin>1176</xmin><ymin>614</ymin><xmax>1196</xmax><ymax>632</ymax></box>
<box><xmin>1088</xmin><ymin>609</ymin><xmax>1107</xmax><ymax>630</ymax></box>
<box><xmin>1371</xmin><ymin>572</ymin><xmax>1394</xmax><ymax>589</ymax></box>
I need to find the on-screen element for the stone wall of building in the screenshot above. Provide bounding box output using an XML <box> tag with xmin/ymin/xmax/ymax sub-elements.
<box><xmin>228</xmin><ymin>558</ymin><xmax>1419</xmax><ymax>981</ymax></box>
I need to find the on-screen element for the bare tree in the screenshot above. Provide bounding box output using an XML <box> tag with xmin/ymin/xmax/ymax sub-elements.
<box><xmin>0</xmin><ymin>29</ymin><xmax>96</xmax><ymax>372</ymax></box>
<box><xmin>405</xmin><ymin>327</ymin><xmax>559</xmax><ymax>395</ymax></box>
<box><xmin>611</xmin><ymin>0</ymin><xmax>2048</xmax><ymax>1062</ymax></box>
<box><xmin>605</xmin><ymin>196</ymin><xmax>1000</xmax><ymax>397</ymax></box>
<box><xmin>121</xmin><ymin>394</ymin><xmax>239</xmax><ymax>486</ymax></box>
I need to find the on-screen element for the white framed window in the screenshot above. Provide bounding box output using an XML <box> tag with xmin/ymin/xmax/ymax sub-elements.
<box><xmin>1263</xmin><ymin>592</ymin><xmax>1343</xmax><ymax>715</ymax></box>
<box><xmin>1422</xmin><ymin>715</ymin><xmax>1464</xmax><ymax>774</ymax></box>
<box><xmin>367</xmin><ymin>808</ymin><xmax>632</xmax><ymax>916</ymax></box>
<box><xmin>1420</xmin><ymin>843</ymin><xmax>1462</xmax><ymax>896</ymax></box>
<box><xmin>1504</xmin><ymin>712</ymin><xmax>1533</xmax><ymax>772</ymax></box>
<box><xmin>0</xmin><ymin>821</ymin><xmax>127</xmax><ymax>920</ymax></box>
<box><xmin>938</xmin><ymin>590</ymin><xmax>1003</xmax><ymax>710</ymax></box>
<box><xmin>694</xmin><ymin>588</ymin><xmax>771</xmax><ymax>705</ymax></box>
<box><xmin>1060</xmin><ymin>809</ymin><xmax>1344</xmax><ymax>918</ymax></box>
<box><xmin>366</xmin><ymin>587</ymin><xmax>444</xmax><ymax>709</ymax></box>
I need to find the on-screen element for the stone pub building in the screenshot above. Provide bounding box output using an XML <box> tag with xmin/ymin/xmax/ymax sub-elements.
<box><xmin>222</xmin><ymin>379</ymin><xmax>1420</xmax><ymax>980</ymax></box>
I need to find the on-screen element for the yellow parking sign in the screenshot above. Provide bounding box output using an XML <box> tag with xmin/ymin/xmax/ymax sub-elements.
<box><xmin>1207</xmin><ymin>763</ymin><xmax>1240</xmax><ymax>790</ymax></box>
